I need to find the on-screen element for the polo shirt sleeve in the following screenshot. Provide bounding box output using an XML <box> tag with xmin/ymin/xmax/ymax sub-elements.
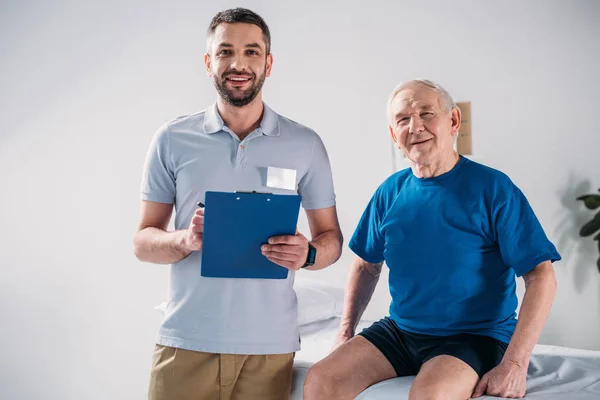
<box><xmin>494</xmin><ymin>186</ymin><xmax>562</xmax><ymax>276</ymax></box>
<box><xmin>297</xmin><ymin>132</ymin><xmax>336</xmax><ymax>210</ymax></box>
<box><xmin>140</xmin><ymin>123</ymin><xmax>176</xmax><ymax>204</ymax></box>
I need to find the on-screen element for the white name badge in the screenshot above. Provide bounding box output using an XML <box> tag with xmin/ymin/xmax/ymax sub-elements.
<box><xmin>266</xmin><ymin>166</ymin><xmax>297</xmax><ymax>191</ymax></box>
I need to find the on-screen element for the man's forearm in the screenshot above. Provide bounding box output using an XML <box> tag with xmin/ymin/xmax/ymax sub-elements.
<box><xmin>338</xmin><ymin>257</ymin><xmax>383</xmax><ymax>335</ymax></box>
<box><xmin>134</xmin><ymin>227</ymin><xmax>191</xmax><ymax>264</ymax></box>
<box><xmin>305</xmin><ymin>229</ymin><xmax>343</xmax><ymax>270</ymax></box>
<box><xmin>504</xmin><ymin>262</ymin><xmax>557</xmax><ymax>367</ymax></box>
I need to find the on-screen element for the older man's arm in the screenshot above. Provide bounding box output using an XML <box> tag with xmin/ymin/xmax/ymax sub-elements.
<box><xmin>472</xmin><ymin>260</ymin><xmax>557</xmax><ymax>398</ymax></box>
<box><xmin>333</xmin><ymin>256</ymin><xmax>384</xmax><ymax>349</ymax></box>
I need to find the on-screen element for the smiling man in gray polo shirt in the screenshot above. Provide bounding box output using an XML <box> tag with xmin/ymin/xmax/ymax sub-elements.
<box><xmin>133</xmin><ymin>7</ymin><xmax>343</xmax><ymax>400</ymax></box>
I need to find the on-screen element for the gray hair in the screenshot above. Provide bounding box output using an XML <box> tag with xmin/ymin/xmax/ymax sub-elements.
<box><xmin>387</xmin><ymin>79</ymin><xmax>457</xmax><ymax>124</ymax></box>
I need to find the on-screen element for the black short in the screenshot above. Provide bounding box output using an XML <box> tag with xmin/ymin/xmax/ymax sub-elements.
<box><xmin>358</xmin><ymin>317</ymin><xmax>508</xmax><ymax>377</ymax></box>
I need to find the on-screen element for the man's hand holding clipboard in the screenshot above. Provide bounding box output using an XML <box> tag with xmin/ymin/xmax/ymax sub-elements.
<box><xmin>180</xmin><ymin>203</ymin><xmax>205</xmax><ymax>252</ymax></box>
<box><xmin>261</xmin><ymin>230</ymin><xmax>309</xmax><ymax>272</ymax></box>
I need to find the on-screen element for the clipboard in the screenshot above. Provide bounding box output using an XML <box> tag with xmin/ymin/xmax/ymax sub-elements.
<box><xmin>200</xmin><ymin>190</ymin><xmax>302</xmax><ymax>279</ymax></box>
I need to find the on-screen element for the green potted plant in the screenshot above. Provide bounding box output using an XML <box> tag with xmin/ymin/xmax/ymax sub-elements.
<box><xmin>577</xmin><ymin>189</ymin><xmax>600</xmax><ymax>272</ymax></box>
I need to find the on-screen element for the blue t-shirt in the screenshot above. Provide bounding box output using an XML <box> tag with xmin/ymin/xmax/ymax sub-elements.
<box><xmin>349</xmin><ymin>156</ymin><xmax>561</xmax><ymax>343</ymax></box>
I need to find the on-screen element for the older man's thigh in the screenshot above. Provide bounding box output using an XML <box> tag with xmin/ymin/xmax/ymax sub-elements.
<box><xmin>303</xmin><ymin>336</ymin><xmax>396</xmax><ymax>399</ymax></box>
<box><xmin>409</xmin><ymin>355</ymin><xmax>479</xmax><ymax>400</ymax></box>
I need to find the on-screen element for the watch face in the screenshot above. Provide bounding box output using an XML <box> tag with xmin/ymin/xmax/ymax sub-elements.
<box><xmin>308</xmin><ymin>244</ymin><xmax>316</xmax><ymax>264</ymax></box>
<box><xmin>303</xmin><ymin>244</ymin><xmax>316</xmax><ymax>267</ymax></box>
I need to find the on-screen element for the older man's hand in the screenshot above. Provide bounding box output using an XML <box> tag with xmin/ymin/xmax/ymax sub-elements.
<box><xmin>261</xmin><ymin>231</ymin><xmax>309</xmax><ymax>271</ymax></box>
<box><xmin>472</xmin><ymin>359</ymin><xmax>527</xmax><ymax>398</ymax></box>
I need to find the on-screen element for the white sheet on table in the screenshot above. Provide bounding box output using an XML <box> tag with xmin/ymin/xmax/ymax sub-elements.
<box><xmin>291</xmin><ymin>317</ymin><xmax>600</xmax><ymax>400</ymax></box>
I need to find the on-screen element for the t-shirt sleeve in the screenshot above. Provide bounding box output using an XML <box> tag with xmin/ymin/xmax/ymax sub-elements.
<box><xmin>298</xmin><ymin>133</ymin><xmax>336</xmax><ymax>210</ymax></box>
<box><xmin>348</xmin><ymin>187</ymin><xmax>386</xmax><ymax>264</ymax></box>
<box><xmin>494</xmin><ymin>187</ymin><xmax>562</xmax><ymax>276</ymax></box>
<box><xmin>140</xmin><ymin>123</ymin><xmax>176</xmax><ymax>204</ymax></box>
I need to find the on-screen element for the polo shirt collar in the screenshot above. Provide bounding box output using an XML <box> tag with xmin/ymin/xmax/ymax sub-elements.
<box><xmin>203</xmin><ymin>102</ymin><xmax>280</xmax><ymax>137</ymax></box>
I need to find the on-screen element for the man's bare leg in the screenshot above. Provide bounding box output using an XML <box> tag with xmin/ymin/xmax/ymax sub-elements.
<box><xmin>303</xmin><ymin>336</ymin><xmax>396</xmax><ymax>399</ymax></box>
<box><xmin>409</xmin><ymin>355</ymin><xmax>479</xmax><ymax>400</ymax></box>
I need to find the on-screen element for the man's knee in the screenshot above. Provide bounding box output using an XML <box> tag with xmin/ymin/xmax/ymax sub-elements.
<box><xmin>303</xmin><ymin>362</ymin><xmax>346</xmax><ymax>398</ymax></box>
<box><xmin>409</xmin><ymin>384</ymin><xmax>454</xmax><ymax>400</ymax></box>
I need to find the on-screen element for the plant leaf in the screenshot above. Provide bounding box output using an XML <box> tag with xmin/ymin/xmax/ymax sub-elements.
<box><xmin>580</xmin><ymin>214</ymin><xmax>600</xmax><ymax>236</ymax></box>
<box><xmin>595</xmin><ymin>232</ymin><xmax>600</xmax><ymax>242</ymax></box>
<box><xmin>576</xmin><ymin>195</ymin><xmax>600</xmax><ymax>210</ymax></box>
<box><xmin>597</xmin><ymin>257</ymin><xmax>600</xmax><ymax>274</ymax></box>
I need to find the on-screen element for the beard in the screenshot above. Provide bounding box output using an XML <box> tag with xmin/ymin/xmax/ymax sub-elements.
<box><xmin>213</xmin><ymin>66</ymin><xmax>267</xmax><ymax>107</ymax></box>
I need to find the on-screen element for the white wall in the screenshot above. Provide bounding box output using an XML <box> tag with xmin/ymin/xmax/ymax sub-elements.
<box><xmin>1</xmin><ymin>1</ymin><xmax>599</xmax><ymax>399</ymax></box>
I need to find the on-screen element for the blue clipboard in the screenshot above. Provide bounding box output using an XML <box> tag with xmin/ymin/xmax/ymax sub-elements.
<box><xmin>200</xmin><ymin>190</ymin><xmax>302</xmax><ymax>279</ymax></box>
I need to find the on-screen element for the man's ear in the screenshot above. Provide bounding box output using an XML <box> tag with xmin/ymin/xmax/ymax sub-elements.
<box><xmin>450</xmin><ymin>106</ymin><xmax>462</xmax><ymax>137</ymax></box>
<box><xmin>265</xmin><ymin>53</ymin><xmax>273</xmax><ymax>77</ymax></box>
<box><xmin>204</xmin><ymin>53</ymin><xmax>212</xmax><ymax>77</ymax></box>
<box><xmin>389</xmin><ymin>126</ymin><xmax>400</xmax><ymax>148</ymax></box>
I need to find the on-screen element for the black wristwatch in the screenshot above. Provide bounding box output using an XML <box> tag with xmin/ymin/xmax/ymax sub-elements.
<box><xmin>302</xmin><ymin>243</ymin><xmax>317</xmax><ymax>268</ymax></box>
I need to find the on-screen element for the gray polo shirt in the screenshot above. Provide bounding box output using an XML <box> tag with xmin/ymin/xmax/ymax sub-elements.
<box><xmin>140</xmin><ymin>102</ymin><xmax>336</xmax><ymax>354</ymax></box>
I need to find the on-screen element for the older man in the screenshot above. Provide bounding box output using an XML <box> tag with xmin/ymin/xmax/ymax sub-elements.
<box><xmin>303</xmin><ymin>79</ymin><xmax>561</xmax><ymax>400</ymax></box>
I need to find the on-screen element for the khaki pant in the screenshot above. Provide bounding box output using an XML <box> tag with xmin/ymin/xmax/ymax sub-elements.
<box><xmin>148</xmin><ymin>344</ymin><xmax>295</xmax><ymax>400</ymax></box>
